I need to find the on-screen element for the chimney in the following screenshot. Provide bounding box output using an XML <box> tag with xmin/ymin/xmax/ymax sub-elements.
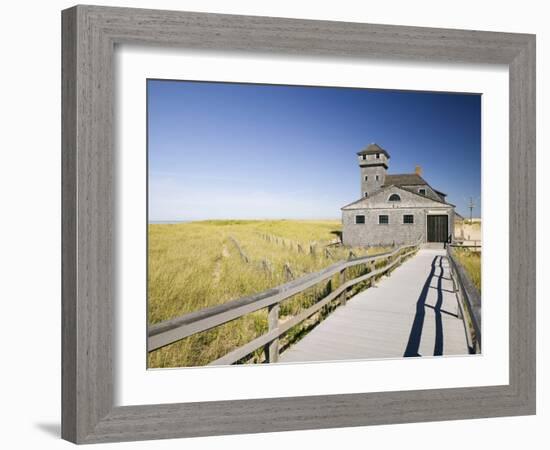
<box><xmin>415</xmin><ymin>165</ymin><xmax>422</xmax><ymax>176</ymax></box>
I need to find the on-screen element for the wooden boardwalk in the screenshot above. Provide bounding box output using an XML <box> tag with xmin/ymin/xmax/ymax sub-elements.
<box><xmin>279</xmin><ymin>249</ymin><xmax>470</xmax><ymax>363</ymax></box>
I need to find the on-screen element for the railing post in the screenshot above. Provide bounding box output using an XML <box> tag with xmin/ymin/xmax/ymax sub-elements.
<box><xmin>339</xmin><ymin>268</ymin><xmax>347</xmax><ymax>305</ymax></box>
<box><xmin>266</xmin><ymin>303</ymin><xmax>280</xmax><ymax>363</ymax></box>
<box><xmin>447</xmin><ymin>248</ymin><xmax>463</xmax><ymax>320</ymax></box>
<box><xmin>451</xmin><ymin>265</ymin><xmax>463</xmax><ymax>319</ymax></box>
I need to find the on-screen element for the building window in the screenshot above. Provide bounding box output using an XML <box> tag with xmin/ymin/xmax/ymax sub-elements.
<box><xmin>378</xmin><ymin>215</ymin><xmax>389</xmax><ymax>225</ymax></box>
<box><xmin>403</xmin><ymin>214</ymin><xmax>414</xmax><ymax>224</ymax></box>
<box><xmin>364</xmin><ymin>175</ymin><xmax>368</xmax><ymax>181</ymax></box>
<box><xmin>375</xmin><ymin>175</ymin><xmax>379</xmax><ymax>181</ymax></box>
<box><xmin>355</xmin><ymin>215</ymin><xmax>365</xmax><ymax>224</ymax></box>
<box><xmin>362</xmin><ymin>154</ymin><xmax>366</xmax><ymax>160</ymax></box>
<box><xmin>388</xmin><ymin>194</ymin><xmax>401</xmax><ymax>202</ymax></box>
<box><xmin>376</xmin><ymin>153</ymin><xmax>380</xmax><ymax>159</ymax></box>
<box><xmin>364</xmin><ymin>192</ymin><xmax>368</xmax><ymax>197</ymax></box>
<box><xmin>419</xmin><ymin>188</ymin><xmax>426</xmax><ymax>195</ymax></box>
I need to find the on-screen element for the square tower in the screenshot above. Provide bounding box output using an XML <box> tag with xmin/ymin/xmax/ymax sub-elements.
<box><xmin>357</xmin><ymin>143</ymin><xmax>390</xmax><ymax>197</ymax></box>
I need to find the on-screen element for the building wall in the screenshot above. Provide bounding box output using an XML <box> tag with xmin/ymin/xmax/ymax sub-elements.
<box><xmin>342</xmin><ymin>206</ymin><xmax>454</xmax><ymax>247</ymax></box>
<box><xmin>358</xmin><ymin>152</ymin><xmax>388</xmax><ymax>196</ymax></box>
<box><xmin>454</xmin><ymin>219</ymin><xmax>482</xmax><ymax>242</ymax></box>
<box><xmin>341</xmin><ymin>185</ymin><xmax>455</xmax><ymax>247</ymax></box>
<box><xmin>360</xmin><ymin>164</ymin><xmax>387</xmax><ymax>197</ymax></box>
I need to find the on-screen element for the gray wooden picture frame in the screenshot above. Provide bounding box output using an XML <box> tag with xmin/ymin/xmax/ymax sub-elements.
<box><xmin>61</xmin><ymin>5</ymin><xmax>536</xmax><ymax>444</ymax></box>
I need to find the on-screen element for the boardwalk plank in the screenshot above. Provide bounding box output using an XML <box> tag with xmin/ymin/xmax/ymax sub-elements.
<box><xmin>279</xmin><ymin>249</ymin><xmax>470</xmax><ymax>363</ymax></box>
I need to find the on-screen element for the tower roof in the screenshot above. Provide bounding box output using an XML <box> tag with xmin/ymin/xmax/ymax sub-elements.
<box><xmin>356</xmin><ymin>143</ymin><xmax>391</xmax><ymax>159</ymax></box>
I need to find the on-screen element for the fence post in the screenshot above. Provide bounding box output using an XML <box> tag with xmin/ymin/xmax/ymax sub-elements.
<box><xmin>229</xmin><ymin>235</ymin><xmax>249</xmax><ymax>263</ymax></box>
<box><xmin>370</xmin><ymin>260</ymin><xmax>377</xmax><ymax>287</ymax></box>
<box><xmin>283</xmin><ymin>262</ymin><xmax>294</xmax><ymax>281</ymax></box>
<box><xmin>310</xmin><ymin>243</ymin><xmax>317</xmax><ymax>256</ymax></box>
<box><xmin>261</xmin><ymin>259</ymin><xmax>273</xmax><ymax>276</ymax></box>
<box><xmin>266</xmin><ymin>304</ymin><xmax>280</xmax><ymax>363</ymax></box>
<box><xmin>339</xmin><ymin>268</ymin><xmax>347</xmax><ymax>305</ymax></box>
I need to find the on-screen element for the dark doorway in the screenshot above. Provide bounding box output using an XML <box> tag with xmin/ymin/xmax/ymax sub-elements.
<box><xmin>427</xmin><ymin>215</ymin><xmax>448</xmax><ymax>242</ymax></box>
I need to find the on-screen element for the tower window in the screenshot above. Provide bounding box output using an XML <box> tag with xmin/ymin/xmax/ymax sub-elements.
<box><xmin>364</xmin><ymin>192</ymin><xmax>368</xmax><ymax>197</ymax></box>
<box><xmin>364</xmin><ymin>175</ymin><xmax>368</xmax><ymax>181</ymax></box>
<box><xmin>362</xmin><ymin>154</ymin><xmax>366</xmax><ymax>160</ymax></box>
<box><xmin>376</xmin><ymin>153</ymin><xmax>380</xmax><ymax>159</ymax></box>
<box><xmin>355</xmin><ymin>215</ymin><xmax>365</xmax><ymax>224</ymax></box>
<box><xmin>403</xmin><ymin>214</ymin><xmax>414</xmax><ymax>224</ymax></box>
<box><xmin>375</xmin><ymin>175</ymin><xmax>379</xmax><ymax>181</ymax></box>
<box><xmin>378</xmin><ymin>215</ymin><xmax>389</xmax><ymax>224</ymax></box>
<box><xmin>388</xmin><ymin>194</ymin><xmax>401</xmax><ymax>202</ymax></box>
<box><xmin>419</xmin><ymin>188</ymin><xmax>426</xmax><ymax>195</ymax></box>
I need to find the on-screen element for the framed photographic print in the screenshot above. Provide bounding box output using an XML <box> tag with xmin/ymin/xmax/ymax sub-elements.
<box><xmin>62</xmin><ymin>5</ymin><xmax>536</xmax><ymax>444</ymax></box>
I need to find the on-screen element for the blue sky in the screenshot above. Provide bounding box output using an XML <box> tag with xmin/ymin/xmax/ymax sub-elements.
<box><xmin>148</xmin><ymin>80</ymin><xmax>481</xmax><ymax>221</ymax></box>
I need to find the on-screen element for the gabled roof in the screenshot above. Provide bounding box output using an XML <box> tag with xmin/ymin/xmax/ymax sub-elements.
<box><xmin>341</xmin><ymin>184</ymin><xmax>455</xmax><ymax>210</ymax></box>
<box><xmin>383</xmin><ymin>173</ymin><xmax>447</xmax><ymax>200</ymax></box>
<box><xmin>340</xmin><ymin>185</ymin><xmax>394</xmax><ymax>210</ymax></box>
<box><xmin>356</xmin><ymin>143</ymin><xmax>390</xmax><ymax>159</ymax></box>
<box><xmin>383</xmin><ymin>173</ymin><xmax>427</xmax><ymax>186</ymax></box>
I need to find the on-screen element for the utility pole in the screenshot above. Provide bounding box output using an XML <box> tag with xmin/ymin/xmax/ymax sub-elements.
<box><xmin>468</xmin><ymin>197</ymin><xmax>476</xmax><ymax>223</ymax></box>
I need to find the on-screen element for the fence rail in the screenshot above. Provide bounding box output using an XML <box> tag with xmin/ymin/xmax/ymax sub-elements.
<box><xmin>451</xmin><ymin>243</ymin><xmax>482</xmax><ymax>251</ymax></box>
<box><xmin>446</xmin><ymin>245</ymin><xmax>482</xmax><ymax>352</ymax></box>
<box><xmin>148</xmin><ymin>243</ymin><xmax>420</xmax><ymax>364</ymax></box>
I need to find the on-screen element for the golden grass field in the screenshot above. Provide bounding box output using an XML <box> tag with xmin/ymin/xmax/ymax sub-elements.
<box><xmin>148</xmin><ymin>219</ymin><xmax>388</xmax><ymax>368</ymax></box>
<box><xmin>453</xmin><ymin>248</ymin><xmax>481</xmax><ymax>292</ymax></box>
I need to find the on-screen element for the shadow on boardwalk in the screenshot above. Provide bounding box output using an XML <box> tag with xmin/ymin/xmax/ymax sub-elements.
<box><xmin>403</xmin><ymin>256</ymin><xmax>444</xmax><ymax>357</ymax></box>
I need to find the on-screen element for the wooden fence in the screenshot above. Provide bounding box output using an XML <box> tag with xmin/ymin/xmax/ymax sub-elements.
<box><xmin>452</xmin><ymin>242</ymin><xmax>482</xmax><ymax>252</ymax></box>
<box><xmin>148</xmin><ymin>243</ymin><xmax>420</xmax><ymax>365</ymax></box>
<box><xmin>447</xmin><ymin>245</ymin><xmax>482</xmax><ymax>352</ymax></box>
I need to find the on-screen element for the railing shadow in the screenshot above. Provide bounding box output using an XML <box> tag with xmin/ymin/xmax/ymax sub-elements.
<box><xmin>433</xmin><ymin>257</ymin><xmax>444</xmax><ymax>356</ymax></box>
<box><xmin>403</xmin><ymin>256</ymin><xmax>445</xmax><ymax>357</ymax></box>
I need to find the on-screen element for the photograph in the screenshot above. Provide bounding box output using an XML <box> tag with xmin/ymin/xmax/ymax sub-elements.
<box><xmin>146</xmin><ymin>79</ymin><xmax>482</xmax><ymax>369</ymax></box>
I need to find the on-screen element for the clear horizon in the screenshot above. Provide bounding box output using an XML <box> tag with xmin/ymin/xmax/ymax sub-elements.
<box><xmin>148</xmin><ymin>80</ymin><xmax>481</xmax><ymax>221</ymax></box>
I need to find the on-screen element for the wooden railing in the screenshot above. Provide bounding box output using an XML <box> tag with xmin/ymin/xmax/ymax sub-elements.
<box><xmin>447</xmin><ymin>245</ymin><xmax>482</xmax><ymax>352</ymax></box>
<box><xmin>452</xmin><ymin>242</ymin><xmax>482</xmax><ymax>251</ymax></box>
<box><xmin>148</xmin><ymin>243</ymin><xmax>420</xmax><ymax>365</ymax></box>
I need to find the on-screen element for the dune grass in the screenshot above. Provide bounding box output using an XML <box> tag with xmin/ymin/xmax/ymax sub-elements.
<box><xmin>148</xmin><ymin>219</ymin><xmax>389</xmax><ymax>368</ymax></box>
<box><xmin>453</xmin><ymin>248</ymin><xmax>481</xmax><ymax>292</ymax></box>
